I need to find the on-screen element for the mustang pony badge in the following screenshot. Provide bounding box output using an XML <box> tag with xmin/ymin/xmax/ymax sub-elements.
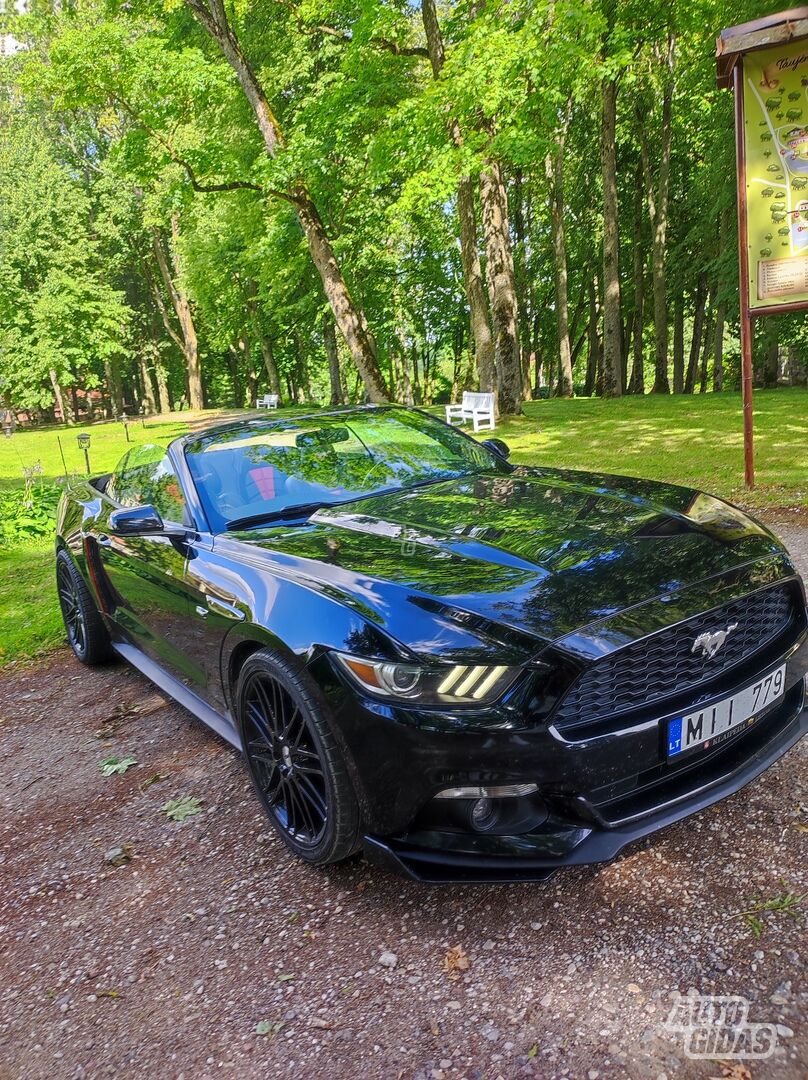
<box><xmin>692</xmin><ymin>622</ymin><xmax>739</xmax><ymax>660</ymax></box>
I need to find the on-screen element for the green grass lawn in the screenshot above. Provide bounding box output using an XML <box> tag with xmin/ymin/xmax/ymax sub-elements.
<box><xmin>0</xmin><ymin>542</ymin><xmax>64</xmax><ymax>664</ymax></box>
<box><xmin>0</xmin><ymin>389</ymin><xmax>805</xmax><ymax>665</ymax></box>
<box><xmin>494</xmin><ymin>388</ymin><xmax>807</xmax><ymax>511</ymax></box>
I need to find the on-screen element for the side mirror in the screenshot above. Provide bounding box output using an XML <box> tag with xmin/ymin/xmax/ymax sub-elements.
<box><xmin>109</xmin><ymin>504</ymin><xmax>187</xmax><ymax>538</ymax></box>
<box><xmin>482</xmin><ymin>437</ymin><xmax>511</xmax><ymax>460</ymax></box>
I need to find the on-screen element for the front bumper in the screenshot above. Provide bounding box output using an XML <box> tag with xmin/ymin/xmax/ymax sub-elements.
<box><xmin>363</xmin><ymin>688</ymin><xmax>807</xmax><ymax>882</ymax></box>
<box><xmin>324</xmin><ymin>627</ymin><xmax>808</xmax><ymax>884</ymax></box>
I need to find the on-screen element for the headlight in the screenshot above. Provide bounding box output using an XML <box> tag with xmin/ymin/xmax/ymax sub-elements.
<box><xmin>333</xmin><ymin>653</ymin><xmax>519</xmax><ymax>704</ymax></box>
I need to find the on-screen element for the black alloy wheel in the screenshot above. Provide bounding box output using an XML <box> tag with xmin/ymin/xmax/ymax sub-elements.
<box><xmin>237</xmin><ymin>649</ymin><xmax>361</xmax><ymax>866</ymax></box>
<box><xmin>56</xmin><ymin>548</ymin><xmax>112</xmax><ymax>665</ymax></box>
<box><xmin>57</xmin><ymin>559</ymin><xmax>86</xmax><ymax>656</ymax></box>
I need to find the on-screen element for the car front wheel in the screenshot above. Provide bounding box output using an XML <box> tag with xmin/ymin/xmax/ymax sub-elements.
<box><xmin>236</xmin><ymin>649</ymin><xmax>361</xmax><ymax>867</ymax></box>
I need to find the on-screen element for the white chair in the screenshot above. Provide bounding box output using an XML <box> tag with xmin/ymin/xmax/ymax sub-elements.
<box><xmin>445</xmin><ymin>391</ymin><xmax>496</xmax><ymax>433</ymax></box>
<box><xmin>256</xmin><ymin>394</ymin><xmax>280</xmax><ymax>410</ymax></box>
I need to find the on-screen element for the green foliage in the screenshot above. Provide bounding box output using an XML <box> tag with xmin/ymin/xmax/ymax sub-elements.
<box><xmin>0</xmin><ymin>484</ymin><xmax>60</xmax><ymax>544</ymax></box>
<box><xmin>1</xmin><ymin>0</ymin><xmax>804</xmax><ymax>415</ymax></box>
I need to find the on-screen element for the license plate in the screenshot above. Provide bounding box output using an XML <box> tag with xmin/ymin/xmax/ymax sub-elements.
<box><xmin>667</xmin><ymin>665</ymin><xmax>786</xmax><ymax>757</ymax></box>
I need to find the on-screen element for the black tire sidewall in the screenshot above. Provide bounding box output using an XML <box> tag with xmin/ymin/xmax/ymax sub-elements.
<box><xmin>56</xmin><ymin>548</ymin><xmax>111</xmax><ymax>666</ymax></box>
<box><xmin>236</xmin><ymin>648</ymin><xmax>360</xmax><ymax>866</ymax></box>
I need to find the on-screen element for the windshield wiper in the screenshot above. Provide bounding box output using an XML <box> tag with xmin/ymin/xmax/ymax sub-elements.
<box><xmin>226</xmin><ymin>502</ymin><xmax>336</xmax><ymax>531</ymax></box>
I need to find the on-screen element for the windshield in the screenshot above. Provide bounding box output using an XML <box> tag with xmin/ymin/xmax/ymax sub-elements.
<box><xmin>184</xmin><ymin>407</ymin><xmax>506</xmax><ymax>532</ymax></box>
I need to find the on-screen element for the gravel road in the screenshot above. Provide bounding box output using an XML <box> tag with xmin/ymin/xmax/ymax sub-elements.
<box><xmin>0</xmin><ymin>520</ymin><xmax>806</xmax><ymax>1080</ymax></box>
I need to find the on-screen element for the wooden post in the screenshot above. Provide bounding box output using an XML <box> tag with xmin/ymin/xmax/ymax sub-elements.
<box><xmin>732</xmin><ymin>61</ymin><xmax>755</xmax><ymax>489</ymax></box>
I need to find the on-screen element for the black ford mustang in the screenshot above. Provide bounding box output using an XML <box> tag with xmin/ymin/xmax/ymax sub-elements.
<box><xmin>55</xmin><ymin>406</ymin><xmax>808</xmax><ymax>882</ymax></box>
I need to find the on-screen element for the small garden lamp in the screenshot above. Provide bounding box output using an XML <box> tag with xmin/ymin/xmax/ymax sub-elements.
<box><xmin>77</xmin><ymin>431</ymin><xmax>92</xmax><ymax>474</ymax></box>
<box><xmin>1</xmin><ymin>409</ymin><xmax>15</xmax><ymax>439</ymax></box>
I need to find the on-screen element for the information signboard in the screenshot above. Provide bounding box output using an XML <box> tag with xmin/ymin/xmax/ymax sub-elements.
<box><xmin>743</xmin><ymin>38</ymin><xmax>808</xmax><ymax>309</ymax></box>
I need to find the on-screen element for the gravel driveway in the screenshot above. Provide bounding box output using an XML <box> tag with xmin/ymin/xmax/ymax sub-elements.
<box><xmin>1</xmin><ymin>521</ymin><xmax>806</xmax><ymax>1080</ymax></box>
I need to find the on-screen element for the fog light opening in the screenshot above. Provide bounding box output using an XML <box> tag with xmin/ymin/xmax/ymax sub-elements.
<box><xmin>470</xmin><ymin>797</ymin><xmax>496</xmax><ymax>832</ymax></box>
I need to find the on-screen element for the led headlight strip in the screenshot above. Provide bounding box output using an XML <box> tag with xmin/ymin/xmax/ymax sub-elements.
<box><xmin>436</xmin><ymin>664</ymin><xmax>510</xmax><ymax>700</ymax></box>
<box><xmin>334</xmin><ymin>654</ymin><xmax>517</xmax><ymax>704</ymax></box>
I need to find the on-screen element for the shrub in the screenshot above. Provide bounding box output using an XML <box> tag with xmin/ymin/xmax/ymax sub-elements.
<box><xmin>0</xmin><ymin>463</ymin><xmax>61</xmax><ymax>544</ymax></box>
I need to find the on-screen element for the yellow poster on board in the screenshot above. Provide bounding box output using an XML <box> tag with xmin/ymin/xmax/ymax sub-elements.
<box><xmin>743</xmin><ymin>38</ymin><xmax>808</xmax><ymax>309</ymax></box>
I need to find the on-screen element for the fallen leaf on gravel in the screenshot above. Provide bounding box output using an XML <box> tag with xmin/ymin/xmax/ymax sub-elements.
<box><xmin>443</xmin><ymin>944</ymin><xmax>470</xmax><ymax>980</ymax></box>
<box><xmin>99</xmin><ymin>755</ymin><xmax>138</xmax><ymax>776</ymax></box>
<box><xmin>709</xmin><ymin>1063</ymin><xmax>753</xmax><ymax>1080</ymax></box>
<box><xmin>140</xmin><ymin>773</ymin><xmax>164</xmax><ymax>791</ymax></box>
<box><xmin>255</xmin><ymin>1019</ymin><xmax>285</xmax><ymax>1039</ymax></box>
<box><xmin>309</xmin><ymin>1016</ymin><xmax>332</xmax><ymax>1029</ymax></box>
<box><xmin>627</xmin><ymin>983</ymin><xmax>641</xmax><ymax>994</ymax></box>
<box><xmin>526</xmin><ymin>1045</ymin><xmax>538</xmax><ymax>1059</ymax></box>
<box><xmin>104</xmin><ymin>844</ymin><xmax>133</xmax><ymax>867</ymax></box>
<box><xmin>95</xmin><ymin>989</ymin><xmax>120</xmax><ymax>999</ymax></box>
<box><xmin>278</xmin><ymin>973</ymin><xmax>295</xmax><ymax>982</ymax></box>
<box><xmin>161</xmin><ymin>796</ymin><xmax>204</xmax><ymax>822</ymax></box>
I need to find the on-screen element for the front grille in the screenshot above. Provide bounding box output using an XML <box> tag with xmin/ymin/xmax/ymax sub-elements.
<box><xmin>554</xmin><ymin>583</ymin><xmax>799</xmax><ymax>733</ymax></box>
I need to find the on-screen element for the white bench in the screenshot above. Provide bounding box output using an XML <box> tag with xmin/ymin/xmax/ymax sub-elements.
<box><xmin>256</xmin><ymin>394</ymin><xmax>279</xmax><ymax>409</ymax></box>
<box><xmin>445</xmin><ymin>391</ymin><xmax>496</xmax><ymax>433</ymax></box>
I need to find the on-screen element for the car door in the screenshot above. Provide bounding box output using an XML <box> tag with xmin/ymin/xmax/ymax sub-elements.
<box><xmin>96</xmin><ymin>444</ymin><xmax>207</xmax><ymax>689</ymax></box>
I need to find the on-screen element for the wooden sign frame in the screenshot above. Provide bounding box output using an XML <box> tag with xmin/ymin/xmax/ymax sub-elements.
<box><xmin>717</xmin><ymin>9</ymin><xmax>808</xmax><ymax>487</ymax></box>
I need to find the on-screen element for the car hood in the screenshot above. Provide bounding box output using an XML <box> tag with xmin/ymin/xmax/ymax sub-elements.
<box><xmin>235</xmin><ymin>467</ymin><xmax>786</xmax><ymax>657</ymax></box>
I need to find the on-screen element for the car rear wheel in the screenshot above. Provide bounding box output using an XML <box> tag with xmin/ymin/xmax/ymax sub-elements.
<box><xmin>236</xmin><ymin>649</ymin><xmax>361</xmax><ymax>867</ymax></box>
<box><xmin>56</xmin><ymin>548</ymin><xmax>113</xmax><ymax>665</ymax></box>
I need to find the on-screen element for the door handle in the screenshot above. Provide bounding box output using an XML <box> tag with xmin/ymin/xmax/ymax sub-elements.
<box><xmin>204</xmin><ymin>595</ymin><xmax>245</xmax><ymax>621</ymax></box>
<box><xmin>195</xmin><ymin>604</ymin><xmax>209</xmax><ymax>618</ymax></box>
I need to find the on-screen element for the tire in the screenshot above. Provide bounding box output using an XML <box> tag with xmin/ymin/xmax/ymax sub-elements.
<box><xmin>236</xmin><ymin>648</ymin><xmax>361</xmax><ymax>867</ymax></box>
<box><xmin>56</xmin><ymin>548</ymin><xmax>113</xmax><ymax>666</ymax></box>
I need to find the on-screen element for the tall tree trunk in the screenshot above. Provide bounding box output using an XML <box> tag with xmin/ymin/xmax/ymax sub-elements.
<box><xmin>294</xmin><ymin>195</ymin><xmax>388</xmax><ymax>402</ymax></box>
<box><xmin>480</xmin><ymin>161</ymin><xmax>522</xmax><ymax>414</ymax></box>
<box><xmin>152</xmin><ymin>220</ymin><xmax>203</xmax><ymax>410</ymax></box>
<box><xmin>672</xmin><ymin>292</ymin><xmax>685</xmax><ymax>393</ymax></box>
<box><xmin>411</xmin><ymin>342</ymin><xmax>422</xmax><ymax>405</ymax></box>
<box><xmin>511</xmin><ymin>168</ymin><xmax>533</xmax><ymax>401</ymax></box>
<box><xmin>242</xmin><ymin>334</ymin><xmax>258</xmax><ymax>406</ymax></box>
<box><xmin>601</xmin><ymin>77</ymin><xmax>622</xmax><ymax>397</ymax></box>
<box><xmin>639</xmin><ymin>35</ymin><xmax>675</xmax><ymax>394</ymax></box>
<box><xmin>155</xmin><ymin>362</ymin><xmax>171</xmax><ymax>413</ymax></box>
<box><xmin>245</xmin><ymin>279</ymin><xmax>282</xmax><ymax>398</ymax></box>
<box><xmin>585</xmin><ymin>276</ymin><xmax>601</xmax><ymax>397</ymax></box>
<box><xmin>628</xmin><ymin>167</ymin><xmax>646</xmax><ymax>394</ymax></box>
<box><xmin>458</xmin><ymin>177</ymin><xmax>496</xmax><ymax>395</ymax></box>
<box><xmin>699</xmin><ymin>310</ymin><xmax>714</xmax><ymax>394</ymax></box>
<box><xmin>323</xmin><ymin>313</ymin><xmax>344</xmax><ymax>406</ymax></box>
<box><xmin>545</xmin><ymin>134</ymin><xmax>573</xmax><ymax>398</ymax></box>
<box><xmin>259</xmin><ymin>336</ymin><xmax>281</xmax><ymax>399</ymax></box>
<box><xmin>103</xmin><ymin>358</ymin><xmax>124</xmax><ymax>417</ymax></box>
<box><xmin>139</xmin><ymin>350</ymin><xmax>157</xmax><ymax>414</ymax></box>
<box><xmin>49</xmin><ymin>370</ymin><xmax>71</xmax><ymax>424</ymax></box>
<box><xmin>186</xmin><ymin>0</ymin><xmax>389</xmax><ymax>402</ymax></box>
<box><xmin>713</xmin><ymin>299</ymin><xmax>727</xmax><ymax>391</ymax></box>
<box><xmin>395</xmin><ymin>326</ymin><xmax>415</xmax><ymax>405</ymax></box>
<box><xmin>698</xmin><ymin>283</ymin><xmax>716</xmax><ymax>393</ymax></box>
<box><xmin>421</xmin><ymin>0</ymin><xmax>495</xmax><ymax>395</ymax></box>
<box><xmin>684</xmin><ymin>275</ymin><xmax>707</xmax><ymax>394</ymax></box>
<box><xmin>228</xmin><ymin>345</ymin><xmax>243</xmax><ymax>407</ymax></box>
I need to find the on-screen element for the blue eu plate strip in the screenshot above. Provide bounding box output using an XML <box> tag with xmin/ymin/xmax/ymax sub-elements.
<box><xmin>667</xmin><ymin>717</ymin><xmax>683</xmax><ymax>756</ymax></box>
